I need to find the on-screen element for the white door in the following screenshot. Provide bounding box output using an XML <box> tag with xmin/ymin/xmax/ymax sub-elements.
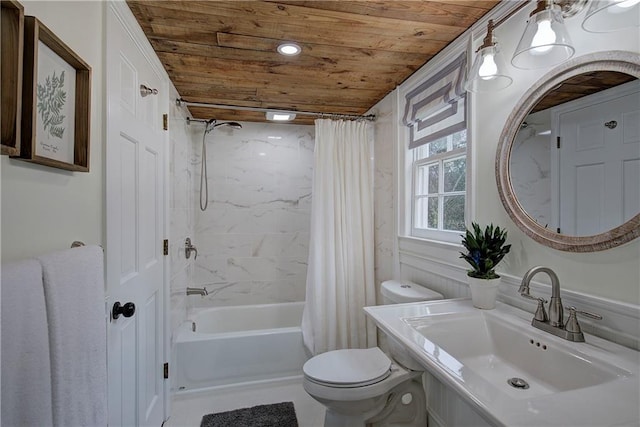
<box><xmin>106</xmin><ymin>4</ymin><xmax>168</xmax><ymax>426</ymax></box>
<box><xmin>556</xmin><ymin>82</ymin><xmax>640</xmax><ymax>235</ymax></box>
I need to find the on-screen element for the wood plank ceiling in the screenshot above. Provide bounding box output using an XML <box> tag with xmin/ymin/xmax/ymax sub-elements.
<box><xmin>127</xmin><ymin>1</ymin><xmax>501</xmax><ymax>125</ymax></box>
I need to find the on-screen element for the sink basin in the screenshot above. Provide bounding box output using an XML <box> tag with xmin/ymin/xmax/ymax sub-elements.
<box><xmin>404</xmin><ymin>311</ymin><xmax>628</xmax><ymax>397</ymax></box>
<box><xmin>364</xmin><ymin>299</ymin><xmax>640</xmax><ymax>426</ymax></box>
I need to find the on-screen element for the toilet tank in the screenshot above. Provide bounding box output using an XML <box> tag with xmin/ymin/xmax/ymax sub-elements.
<box><xmin>381</xmin><ymin>280</ymin><xmax>443</xmax><ymax>304</ymax></box>
<box><xmin>380</xmin><ymin>280</ymin><xmax>443</xmax><ymax>370</ymax></box>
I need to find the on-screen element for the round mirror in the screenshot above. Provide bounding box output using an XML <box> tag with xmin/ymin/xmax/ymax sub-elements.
<box><xmin>496</xmin><ymin>51</ymin><xmax>640</xmax><ymax>252</ymax></box>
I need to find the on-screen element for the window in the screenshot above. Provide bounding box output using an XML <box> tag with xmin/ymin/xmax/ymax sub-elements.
<box><xmin>411</xmin><ymin>129</ymin><xmax>467</xmax><ymax>239</ymax></box>
<box><xmin>401</xmin><ymin>52</ymin><xmax>468</xmax><ymax>242</ymax></box>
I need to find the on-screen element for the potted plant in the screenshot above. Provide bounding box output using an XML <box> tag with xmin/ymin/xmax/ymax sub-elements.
<box><xmin>460</xmin><ymin>223</ymin><xmax>511</xmax><ymax>309</ymax></box>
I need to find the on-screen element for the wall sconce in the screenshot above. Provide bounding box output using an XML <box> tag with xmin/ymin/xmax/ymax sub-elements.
<box><xmin>466</xmin><ymin>0</ymin><xmax>639</xmax><ymax>92</ymax></box>
<box><xmin>582</xmin><ymin>0</ymin><xmax>640</xmax><ymax>32</ymax></box>
<box><xmin>511</xmin><ymin>0</ymin><xmax>577</xmax><ymax>69</ymax></box>
<box><xmin>466</xmin><ymin>20</ymin><xmax>513</xmax><ymax>93</ymax></box>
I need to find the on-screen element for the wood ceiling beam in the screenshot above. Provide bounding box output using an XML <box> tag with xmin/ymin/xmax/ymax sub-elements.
<box><xmin>158</xmin><ymin>52</ymin><xmax>410</xmax><ymax>89</ymax></box>
<box><xmin>150</xmin><ymin>38</ymin><xmax>430</xmax><ymax>72</ymax></box>
<box><xmin>214</xmin><ymin>33</ymin><xmax>441</xmax><ymax>60</ymax></box>
<box><xmin>130</xmin><ymin>1</ymin><xmax>464</xmax><ymax>53</ymax></box>
<box><xmin>176</xmin><ymin>86</ymin><xmax>381</xmax><ymax>109</ymax></box>
<box><xmin>269</xmin><ymin>1</ymin><xmax>496</xmax><ymax>27</ymax></box>
<box><xmin>158</xmin><ymin>50</ymin><xmax>421</xmax><ymax>80</ymax></box>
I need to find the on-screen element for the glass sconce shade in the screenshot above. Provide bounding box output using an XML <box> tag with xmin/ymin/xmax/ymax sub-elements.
<box><xmin>582</xmin><ymin>0</ymin><xmax>640</xmax><ymax>32</ymax></box>
<box><xmin>512</xmin><ymin>5</ymin><xmax>575</xmax><ymax>69</ymax></box>
<box><xmin>466</xmin><ymin>45</ymin><xmax>513</xmax><ymax>92</ymax></box>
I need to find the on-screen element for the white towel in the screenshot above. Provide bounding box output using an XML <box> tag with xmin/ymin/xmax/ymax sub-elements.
<box><xmin>38</xmin><ymin>246</ymin><xmax>107</xmax><ymax>427</ymax></box>
<box><xmin>1</xmin><ymin>259</ymin><xmax>53</xmax><ymax>426</ymax></box>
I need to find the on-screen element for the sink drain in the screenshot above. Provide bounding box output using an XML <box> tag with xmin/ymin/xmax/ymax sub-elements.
<box><xmin>507</xmin><ymin>377</ymin><xmax>530</xmax><ymax>389</ymax></box>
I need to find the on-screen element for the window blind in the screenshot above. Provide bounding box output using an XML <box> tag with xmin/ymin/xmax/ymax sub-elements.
<box><xmin>403</xmin><ymin>52</ymin><xmax>467</xmax><ymax>150</ymax></box>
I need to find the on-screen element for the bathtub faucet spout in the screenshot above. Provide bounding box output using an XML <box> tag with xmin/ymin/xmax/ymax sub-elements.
<box><xmin>186</xmin><ymin>287</ymin><xmax>208</xmax><ymax>296</ymax></box>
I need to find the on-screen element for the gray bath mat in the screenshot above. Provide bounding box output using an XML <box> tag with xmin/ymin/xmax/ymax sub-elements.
<box><xmin>200</xmin><ymin>401</ymin><xmax>298</xmax><ymax>427</ymax></box>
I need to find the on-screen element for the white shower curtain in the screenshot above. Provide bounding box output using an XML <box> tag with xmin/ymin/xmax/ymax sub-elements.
<box><xmin>302</xmin><ymin>119</ymin><xmax>377</xmax><ymax>355</ymax></box>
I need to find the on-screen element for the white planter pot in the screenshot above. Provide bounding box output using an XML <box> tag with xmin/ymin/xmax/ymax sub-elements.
<box><xmin>467</xmin><ymin>276</ymin><xmax>501</xmax><ymax>309</ymax></box>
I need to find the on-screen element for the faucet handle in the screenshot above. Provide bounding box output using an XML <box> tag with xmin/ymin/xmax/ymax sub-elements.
<box><xmin>533</xmin><ymin>298</ymin><xmax>548</xmax><ymax>322</ymax></box>
<box><xmin>185</xmin><ymin>237</ymin><xmax>198</xmax><ymax>260</ymax></box>
<box><xmin>564</xmin><ymin>306</ymin><xmax>602</xmax><ymax>334</ymax></box>
<box><xmin>521</xmin><ymin>293</ymin><xmax>548</xmax><ymax>321</ymax></box>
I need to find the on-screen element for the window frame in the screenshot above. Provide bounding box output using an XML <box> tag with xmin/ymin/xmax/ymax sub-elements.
<box><xmin>396</xmin><ymin>43</ymin><xmax>476</xmax><ymax>247</ymax></box>
<box><xmin>410</xmin><ymin>132</ymin><xmax>467</xmax><ymax>242</ymax></box>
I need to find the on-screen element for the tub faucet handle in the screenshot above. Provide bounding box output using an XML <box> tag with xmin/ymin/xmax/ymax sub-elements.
<box><xmin>185</xmin><ymin>237</ymin><xmax>198</xmax><ymax>260</ymax></box>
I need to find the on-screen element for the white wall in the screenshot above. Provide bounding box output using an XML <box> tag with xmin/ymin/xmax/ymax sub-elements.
<box><xmin>472</xmin><ymin>6</ymin><xmax>640</xmax><ymax>304</ymax></box>
<box><xmin>1</xmin><ymin>1</ymin><xmax>105</xmax><ymax>262</ymax></box>
<box><xmin>370</xmin><ymin>4</ymin><xmax>639</xmax><ymax>346</ymax></box>
<box><xmin>190</xmin><ymin>122</ymin><xmax>314</xmax><ymax>308</ymax></box>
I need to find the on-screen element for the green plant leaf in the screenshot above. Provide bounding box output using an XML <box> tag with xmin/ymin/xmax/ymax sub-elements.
<box><xmin>459</xmin><ymin>222</ymin><xmax>510</xmax><ymax>278</ymax></box>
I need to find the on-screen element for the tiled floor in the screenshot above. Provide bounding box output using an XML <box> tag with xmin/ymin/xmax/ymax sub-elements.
<box><xmin>164</xmin><ymin>378</ymin><xmax>326</xmax><ymax>427</ymax></box>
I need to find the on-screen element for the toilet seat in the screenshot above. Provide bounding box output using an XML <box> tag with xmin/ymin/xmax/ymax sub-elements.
<box><xmin>303</xmin><ymin>348</ymin><xmax>391</xmax><ymax>387</ymax></box>
<box><xmin>303</xmin><ymin>360</ymin><xmax>419</xmax><ymax>402</ymax></box>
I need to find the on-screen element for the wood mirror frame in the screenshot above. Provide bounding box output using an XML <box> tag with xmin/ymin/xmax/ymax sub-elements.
<box><xmin>496</xmin><ymin>51</ymin><xmax>640</xmax><ymax>252</ymax></box>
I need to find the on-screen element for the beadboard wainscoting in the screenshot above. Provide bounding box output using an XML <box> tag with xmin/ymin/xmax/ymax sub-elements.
<box><xmin>398</xmin><ymin>237</ymin><xmax>640</xmax><ymax>351</ymax></box>
<box><xmin>423</xmin><ymin>371</ymin><xmax>492</xmax><ymax>427</ymax></box>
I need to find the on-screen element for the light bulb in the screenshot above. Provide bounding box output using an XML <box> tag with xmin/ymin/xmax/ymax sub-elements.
<box><xmin>478</xmin><ymin>53</ymin><xmax>498</xmax><ymax>80</ymax></box>
<box><xmin>531</xmin><ymin>19</ymin><xmax>556</xmax><ymax>54</ymax></box>
<box><xmin>610</xmin><ymin>0</ymin><xmax>640</xmax><ymax>13</ymax></box>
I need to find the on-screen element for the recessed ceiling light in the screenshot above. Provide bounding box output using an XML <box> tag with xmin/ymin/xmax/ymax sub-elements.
<box><xmin>277</xmin><ymin>42</ymin><xmax>301</xmax><ymax>56</ymax></box>
<box><xmin>266</xmin><ymin>111</ymin><xmax>296</xmax><ymax>121</ymax></box>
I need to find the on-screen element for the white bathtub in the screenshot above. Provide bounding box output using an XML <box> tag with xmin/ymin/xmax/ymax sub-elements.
<box><xmin>175</xmin><ymin>302</ymin><xmax>308</xmax><ymax>391</ymax></box>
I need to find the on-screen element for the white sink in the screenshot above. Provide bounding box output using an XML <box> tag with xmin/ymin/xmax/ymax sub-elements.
<box><xmin>364</xmin><ymin>299</ymin><xmax>640</xmax><ymax>426</ymax></box>
<box><xmin>404</xmin><ymin>310</ymin><xmax>628</xmax><ymax>397</ymax></box>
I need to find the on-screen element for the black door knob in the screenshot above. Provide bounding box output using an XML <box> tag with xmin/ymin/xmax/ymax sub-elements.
<box><xmin>112</xmin><ymin>301</ymin><xmax>136</xmax><ymax>319</ymax></box>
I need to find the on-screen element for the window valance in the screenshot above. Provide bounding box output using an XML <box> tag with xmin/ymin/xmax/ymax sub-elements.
<box><xmin>403</xmin><ymin>52</ymin><xmax>467</xmax><ymax>150</ymax></box>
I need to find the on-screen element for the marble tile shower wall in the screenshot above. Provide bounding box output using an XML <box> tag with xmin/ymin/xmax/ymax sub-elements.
<box><xmin>191</xmin><ymin>122</ymin><xmax>314</xmax><ymax>308</ymax></box>
<box><xmin>372</xmin><ymin>96</ymin><xmax>396</xmax><ymax>300</ymax></box>
<box><xmin>169</xmin><ymin>92</ymin><xmax>196</xmax><ymax>339</ymax></box>
<box><xmin>509</xmin><ymin>109</ymin><xmax>552</xmax><ymax>227</ymax></box>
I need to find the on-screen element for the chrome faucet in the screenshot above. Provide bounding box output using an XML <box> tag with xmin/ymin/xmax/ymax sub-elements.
<box><xmin>186</xmin><ymin>287</ymin><xmax>208</xmax><ymax>296</ymax></box>
<box><xmin>519</xmin><ymin>266</ymin><xmax>601</xmax><ymax>342</ymax></box>
<box><xmin>520</xmin><ymin>266</ymin><xmax>563</xmax><ymax>326</ymax></box>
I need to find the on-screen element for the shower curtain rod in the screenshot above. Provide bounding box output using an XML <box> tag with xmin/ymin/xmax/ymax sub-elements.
<box><xmin>175</xmin><ymin>98</ymin><xmax>376</xmax><ymax>122</ymax></box>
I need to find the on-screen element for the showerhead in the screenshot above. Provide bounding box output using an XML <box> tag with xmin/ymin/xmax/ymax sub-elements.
<box><xmin>214</xmin><ymin>121</ymin><xmax>242</xmax><ymax>129</ymax></box>
<box><xmin>202</xmin><ymin>119</ymin><xmax>242</xmax><ymax>134</ymax></box>
<box><xmin>204</xmin><ymin>118</ymin><xmax>217</xmax><ymax>134</ymax></box>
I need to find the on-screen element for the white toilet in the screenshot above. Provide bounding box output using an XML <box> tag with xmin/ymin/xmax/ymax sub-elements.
<box><xmin>303</xmin><ymin>280</ymin><xmax>443</xmax><ymax>427</ymax></box>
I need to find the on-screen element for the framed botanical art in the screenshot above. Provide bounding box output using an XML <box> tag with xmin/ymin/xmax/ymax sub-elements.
<box><xmin>1</xmin><ymin>0</ymin><xmax>24</xmax><ymax>156</ymax></box>
<box><xmin>18</xmin><ymin>16</ymin><xmax>91</xmax><ymax>172</ymax></box>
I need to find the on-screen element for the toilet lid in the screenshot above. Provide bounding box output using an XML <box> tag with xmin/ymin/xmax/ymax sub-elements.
<box><xmin>303</xmin><ymin>347</ymin><xmax>392</xmax><ymax>387</ymax></box>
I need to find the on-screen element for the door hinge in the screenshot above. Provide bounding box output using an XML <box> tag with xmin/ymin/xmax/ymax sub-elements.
<box><xmin>163</xmin><ymin>239</ymin><xmax>169</xmax><ymax>256</ymax></box>
<box><xmin>556</xmin><ymin>136</ymin><xmax>561</xmax><ymax>149</ymax></box>
<box><xmin>163</xmin><ymin>114</ymin><xmax>168</xmax><ymax>131</ymax></box>
<box><xmin>164</xmin><ymin>362</ymin><xmax>169</xmax><ymax>379</ymax></box>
